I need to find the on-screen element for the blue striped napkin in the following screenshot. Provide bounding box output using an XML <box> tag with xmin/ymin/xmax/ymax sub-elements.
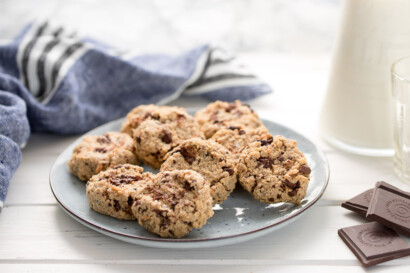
<box><xmin>0</xmin><ymin>20</ymin><xmax>272</xmax><ymax>211</ymax></box>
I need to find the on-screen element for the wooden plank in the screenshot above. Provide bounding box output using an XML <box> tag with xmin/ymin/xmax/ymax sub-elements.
<box><xmin>0</xmin><ymin>205</ymin><xmax>409</xmax><ymax>265</ymax></box>
<box><xmin>0</xmin><ymin>264</ymin><xmax>408</xmax><ymax>273</ymax></box>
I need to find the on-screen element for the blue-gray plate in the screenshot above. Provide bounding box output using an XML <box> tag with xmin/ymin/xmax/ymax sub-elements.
<box><xmin>50</xmin><ymin>118</ymin><xmax>329</xmax><ymax>249</ymax></box>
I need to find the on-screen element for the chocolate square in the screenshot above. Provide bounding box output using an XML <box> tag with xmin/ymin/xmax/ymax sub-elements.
<box><xmin>338</xmin><ymin>222</ymin><xmax>410</xmax><ymax>267</ymax></box>
<box><xmin>341</xmin><ymin>189</ymin><xmax>373</xmax><ymax>216</ymax></box>
<box><xmin>366</xmin><ymin>181</ymin><xmax>410</xmax><ymax>236</ymax></box>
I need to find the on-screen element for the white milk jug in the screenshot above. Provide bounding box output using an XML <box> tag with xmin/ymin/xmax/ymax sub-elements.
<box><xmin>320</xmin><ymin>0</ymin><xmax>410</xmax><ymax>156</ymax></box>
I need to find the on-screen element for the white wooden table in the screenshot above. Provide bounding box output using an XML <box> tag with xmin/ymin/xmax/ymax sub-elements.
<box><xmin>1</xmin><ymin>53</ymin><xmax>410</xmax><ymax>272</ymax></box>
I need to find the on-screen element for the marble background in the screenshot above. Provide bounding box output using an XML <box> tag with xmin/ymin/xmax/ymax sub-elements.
<box><xmin>0</xmin><ymin>0</ymin><xmax>341</xmax><ymax>55</ymax></box>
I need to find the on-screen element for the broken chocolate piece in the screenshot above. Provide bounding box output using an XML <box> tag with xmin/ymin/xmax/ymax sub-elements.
<box><xmin>257</xmin><ymin>157</ymin><xmax>274</xmax><ymax>168</ymax></box>
<box><xmin>338</xmin><ymin>222</ymin><xmax>410</xmax><ymax>268</ymax></box>
<box><xmin>342</xmin><ymin>189</ymin><xmax>373</xmax><ymax>216</ymax></box>
<box><xmin>283</xmin><ymin>179</ymin><xmax>300</xmax><ymax>189</ymax></box>
<box><xmin>366</xmin><ymin>181</ymin><xmax>410</xmax><ymax>236</ymax></box>
<box><xmin>94</xmin><ymin>147</ymin><xmax>107</xmax><ymax>153</ymax></box>
<box><xmin>97</xmin><ymin>135</ymin><xmax>111</xmax><ymax>144</ymax></box>
<box><xmin>180</xmin><ymin>146</ymin><xmax>195</xmax><ymax>164</ymax></box>
<box><xmin>113</xmin><ymin>200</ymin><xmax>121</xmax><ymax>212</ymax></box>
<box><xmin>110</xmin><ymin>174</ymin><xmax>141</xmax><ymax>186</ymax></box>
<box><xmin>161</xmin><ymin>131</ymin><xmax>172</xmax><ymax>144</ymax></box>
<box><xmin>228</xmin><ymin>126</ymin><xmax>239</xmax><ymax>130</ymax></box>
<box><xmin>258</xmin><ymin>137</ymin><xmax>273</xmax><ymax>146</ymax></box>
<box><xmin>225</xmin><ymin>103</ymin><xmax>236</xmax><ymax>112</ymax></box>
<box><xmin>222</xmin><ymin>167</ymin><xmax>234</xmax><ymax>176</ymax></box>
<box><xmin>299</xmin><ymin>165</ymin><xmax>311</xmax><ymax>174</ymax></box>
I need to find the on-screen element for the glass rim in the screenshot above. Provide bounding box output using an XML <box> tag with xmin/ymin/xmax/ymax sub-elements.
<box><xmin>391</xmin><ymin>55</ymin><xmax>410</xmax><ymax>83</ymax></box>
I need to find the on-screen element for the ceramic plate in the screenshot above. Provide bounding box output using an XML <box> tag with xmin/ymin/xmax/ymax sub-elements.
<box><xmin>50</xmin><ymin>117</ymin><xmax>329</xmax><ymax>249</ymax></box>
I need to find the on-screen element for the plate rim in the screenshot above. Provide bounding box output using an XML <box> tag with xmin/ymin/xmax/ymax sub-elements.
<box><xmin>49</xmin><ymin>117</ymin><xmax>330</xmax><ymax>244</ymax></box>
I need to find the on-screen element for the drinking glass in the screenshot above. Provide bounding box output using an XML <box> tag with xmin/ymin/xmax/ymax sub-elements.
<box><xmin>392</xmin><ymin>56</ymin><xmax>410</xmax><ymax>183</ymax></box>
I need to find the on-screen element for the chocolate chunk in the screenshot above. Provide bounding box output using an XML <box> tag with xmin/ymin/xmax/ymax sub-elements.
<box><xmin>127</xmin><ymin>196</ymin><xmax>134</xmax><ymax>207</ymax></box>
<box><xmin>277</xmin><ymin>155</ymin><xmax>284</xmax><ymax>161</ymax></box>
<box><xmin>171</xmin><ymin>200</ymin><xmax>178</xmax><ymax>209</ymax></box>
<box><xmin>288</xmin><ymin>189</ymin><xmax>298</xmax><ymax>197</ymax></box>
<box><xmin>283</xmin><ymin>179</ymin><xmax>300</xmax><ymax>190</ymax></box>
<box><xmin>113</xmin><ymin>200</ymin><xmax>121</xmax><ymax>212</ymax></box>
<box><xmin>225</xmin><ymin>103</ymin><xmax>236</xmax><ymax>112</ymax></box>
<box><xmin>341</xmin><ymin>189</ymin><xmax>373</xmax><ymax>216</ymax></box>
<box><xmin>239</xmin><ymin>130</ymin><xmax>245</xmax><ymax>135</ymax></box>
<box><xmin>338</xmin><ymin>222</ymin><xmax>410</xmax><ymax>268</ymax></box>
<box><xmin>180</xmin><ymin>146</ymin><xmax>195</xmax><ymax>164</ymax></box>
<box><xmin>227</xmin><ymin>126</ymin><xmax>239</xmax><ymax>130</ymax></box>
<box><xmin>299</xmin><ymin>165</ymin><xmax>311</xmax><ymax>174</ymax></box>
<box><xmin>97</xmin><ymin>135</ymin><xmax>111</xmax><ymax>144</ymax></box>
<box><xmin>150</xmin><ymin>113</ymin><xmax>160</xmax><ymax>120</ymax></box>
<box><xmin>257</xmin><ymin>157</ymin><xmax>274</xmax><ymax>168</ymax></box>
<box><xmin>268</xmin><ymin>198</ymin><xmax>274</xmax><ymax>202</ymax></box>
<box><xmin>277</xmin><ymin>194</ymin><xmax>282</xmax><ymax>199</ymax></box>
<box><xmin>161</xmin><ymin>131</ymin><xmax>172</xmax><ymax>144</ymax></box>
<box><xmin>94</xmin><ymin>147</ymin><xmax>107</xmax><ymax>153</ymax></box>
<box><xmin>161</xmin><ymin>217</ymin><xmax>171</xmax><ymax>228</ymax></box>
<box><xmin>144</xmin><ymin>112</ymin><xmax>152</xmax><ymax>119</ymax></box>
<box><xmin>183</xmin><ymin>181</ymin><xmax>195</xmax><ymax>191</ymax></box>
<box><xmin>136</xmin><ymin>136</ymin><xmax>141</xmax><ymax>143</ymax></box>
<box><xmin>258</xmin><ymin>137</ymin><xmax>273</xmax><ymax>146</ymax></box>
<box><xmin>176</xmin><ymin>113</ymin><xmax>186</xmax><ymax>120</ymax></box>
<box><xmin>110</xmin><ymin>174</ymin><xmax>141</xmax><ymax>186</ymax></box>
<box><xmin>366</xmin><ymin>181</ymin><xmax>410</xmax><ymax>236</ymax></box>
<box><xmin>222</xmin><ymin>167</ymin><xmax>234</xmax><ymax>175</ymax></box>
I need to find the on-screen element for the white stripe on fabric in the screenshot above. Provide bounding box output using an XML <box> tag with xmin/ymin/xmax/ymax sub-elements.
<box><xmin>209</xmin><ymin>47</ymin><xmax>234</xmax><ymax>62</ymax></box>
<box><xmin>41</xmin><ymin>37</ymin><xmax>85</xmax><ymax>103</ymax></box>
<box><xmin>16</xmin><ymin>20</ymin><xmax>46</xmax><ymax>86</ymax></box>
<box><xmin>184</xmin><ymin>77</ymin><xmax>265</xmax><ymax>95</ymax></box>
<box><xmin>16</xmin><ymin>21</ymin><xmax>68</xmax><ymax>96</ymax></box>
<box><xmin>41</xmin><ymin>43</ymin><xmax>90</xmax><ymax>104</ymax></box>
<box><xmin>156</xmin><ymin>46</ymin><xmax>211</xmax><ymax>105</ymax></box>
<box><xmin>43</xmin><ymin>38</ymin><xmax>75</xmax><ymax>97</ymax></box>
<box><xmin>25</xmin><ymin>36</ymin><xmax>55</xmax><ymax>97</ymax></box>
<box><xmin>203</xmin><ymin>61</ymin><xmax>253</xmax><ymax>79</ymax></box>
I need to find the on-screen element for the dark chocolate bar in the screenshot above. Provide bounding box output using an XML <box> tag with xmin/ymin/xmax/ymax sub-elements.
<box><xmin>341</xmin><ymin>189</ymin><xmax>373</xmax><ymax>216</ymax></box>
<box><xmin>338</xmin><ymin>222</ymin><xmax>410</xmax><ymax>267</ymax></box>
<box><xmin>366</xmin><ymin>181</ymin><xmax>410</xmax><ymax>237</ymax></box>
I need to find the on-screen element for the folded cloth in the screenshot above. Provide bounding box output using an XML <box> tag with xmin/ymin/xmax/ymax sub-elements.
<box><xmin>0</xmin><ymin>20</ymin><xmax>272</xmax><ymax>210</ymax></box>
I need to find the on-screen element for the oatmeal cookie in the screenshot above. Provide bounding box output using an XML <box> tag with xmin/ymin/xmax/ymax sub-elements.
<box><xmin>86</xmin><ymin>164</ymin><xmax>149</xmax><ymax>220</ymax></box>
<box><xmin>131</xmin><ymin>170</ymin><xmax>214</xmax><ymax>238</ymax></box>
<box><xmin>133</xmin><ymin>116</ymin><xmax>203</xmax><ymax>169</ymax></box>
<box><xmin>120</xmin><ymin>104</ymin><xmax>192</xmax><ymax>138</ymax></box>
<box><xmin>161</xmin><ymin>138</ymin><xmax>237</xmax><ymax>204</ymax></box>
<box><xmin>68</xmin><ymin>132</ymin><xmax>138</xmax><ymax>181</ymax></box>
<box><xmin>237</xmin><ymin>135</ymin><xmax>311</xmax><ymax>205</ymax></box>
<box><xmin>211</xmin><ymin>125</ymin><xmax>270</xmax><ymax>162</ymax></box>
<box><xmin>195</xmin><ymin>100</ymin><xmax>264</xmax><ymax>138</ymax></box>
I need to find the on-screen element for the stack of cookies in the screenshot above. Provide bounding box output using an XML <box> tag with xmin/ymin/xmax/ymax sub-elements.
<box><xmin>68</xmin><ymin>100</ymin><xmax>311</xmax><ymax>238</ymax></box>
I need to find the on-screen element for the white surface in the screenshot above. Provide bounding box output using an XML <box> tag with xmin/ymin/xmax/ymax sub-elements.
<box><xmin>1</xmin><ymin>53</ymin><xmax>410</xmax><ymax>272</ymax></box>
<box><xmin>0</xmin><ymin>0</ymin><xmax>340</xmax><ymax>54</ymax></box>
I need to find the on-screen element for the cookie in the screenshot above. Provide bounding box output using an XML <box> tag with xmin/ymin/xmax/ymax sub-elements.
<box><xmin>161</xmin><ymin>138</ymin><xmax>237</xmax><ymax>204</ymax></box>
<box><xmin>211</xmin><ymin>125</ymin><xmax>270</xmax><ymax>162</ymax></box>
<box><xmin>86</xmin><ymin>164</ymin><xmax>148</xmax><ymax>220</ymax></box>
<box><xmin>237</xmin><ymin>135</ymin><xmax>310</xmax><ymax>205</ymax></box>
<box><xmin>120</xmin><ymin>104</ymin><xmax>192</xmax><ymax>138</ymax></box>
<box><xmin>195</xmin><ymin>100</ymin><xmax>264</xmax><ymax>138</ymax></box>
<box><xmin>131</xmin><ymin>170</ymin><xmax>214</xmax><ymax>238</ymax></box>
<box><xmin>133</xmin><ymin>115</ymin><xmax>203</xmax><ymax>169</ymax></box>
<box><xmin>68</xmin><ymin>132</ymin><xmax>138</xmax><ymax>181</ymax></box>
